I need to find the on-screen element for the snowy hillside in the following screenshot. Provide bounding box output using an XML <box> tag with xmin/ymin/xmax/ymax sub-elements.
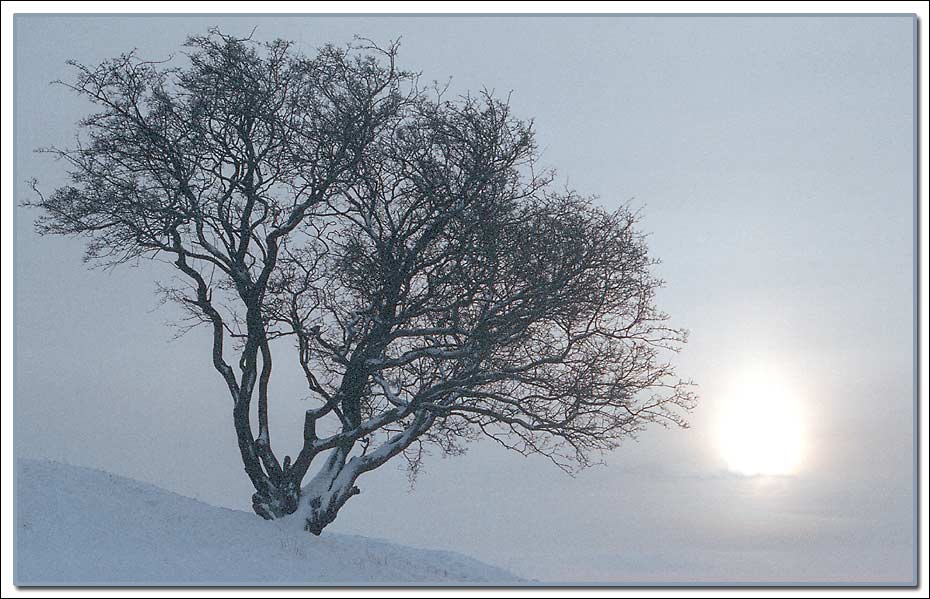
<box><xmin>15</xmin><ymin>459</ymin><xmax>521</xmax><ymax>585</ymax></box>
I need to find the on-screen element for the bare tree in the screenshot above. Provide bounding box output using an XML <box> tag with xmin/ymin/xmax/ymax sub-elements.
<box><xmin>27</xmin><ymin>30</ymin><xmax>695</xmax><ymax>535</ymax></box>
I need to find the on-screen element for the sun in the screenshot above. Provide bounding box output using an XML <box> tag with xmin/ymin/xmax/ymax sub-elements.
<box><xmin>717</xmin><ymin>366</ymin><xmax>806</xmax><ymax>476</ymax></box>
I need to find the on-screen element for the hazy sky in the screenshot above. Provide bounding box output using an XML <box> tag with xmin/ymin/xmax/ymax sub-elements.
<box><xmin>14</xmin><ymin>14</ymin><xmax>915</xmax><ymax>583</ymax></box>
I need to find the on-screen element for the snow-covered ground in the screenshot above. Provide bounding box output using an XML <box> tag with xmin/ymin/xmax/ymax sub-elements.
<box><xmin>15</xmin><ymin>459</ymin><xmax>521</xmax><ymax>585</ymax></box>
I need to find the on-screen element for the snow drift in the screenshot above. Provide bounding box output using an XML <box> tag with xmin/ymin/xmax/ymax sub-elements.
<box><xmin>15</xmin><ymin>459</ymin><xmax>520</xmax><ymax>585</ymax></box>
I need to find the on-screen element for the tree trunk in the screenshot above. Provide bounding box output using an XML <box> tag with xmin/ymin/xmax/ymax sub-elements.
<box><xmin>296</xmin><ymin>445</ymin><xmax>361</xmax><ymax>535</ymax></box>
<box><xmin>237</xmin><ymin>428</ymin><xmax>360</xmax><ymax>533</ymax></box>
<box><xmin>251</xmin><ymin>479</ymin><xmax>301</xmax><ymax>520</ymax></box>
<box><xmin>230</xmin><ymin>401</ymin><xmax>300</xmax><ymax>520</ymax></box>
<box><xmin>301</xmin><ymin>484</ymin><xmax>361</xmax><ymax>535</ymax></box>
<box><xmin>250</xmin><ymin>468</ymin><xmax>359</xmax><ymax>532</ymax></box>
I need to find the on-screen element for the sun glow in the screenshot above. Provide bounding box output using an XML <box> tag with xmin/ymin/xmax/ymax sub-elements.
<box><xmin>717</xmin><ymin>366</ymin><xmax>807</xmax><ymax>476</ymax></box>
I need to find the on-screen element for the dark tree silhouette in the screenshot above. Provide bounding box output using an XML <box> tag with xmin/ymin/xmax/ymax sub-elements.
<box><xmin>28</xmin><ymin>30</ymin><xmax>695</xmax><ymax>534</ymax></box>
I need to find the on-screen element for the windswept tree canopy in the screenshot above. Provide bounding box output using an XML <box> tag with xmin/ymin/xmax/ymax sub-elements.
<box><xmin>29</xmin><ymin>29</ymin><xmax>695</xmax><ymax>533</ymax></box>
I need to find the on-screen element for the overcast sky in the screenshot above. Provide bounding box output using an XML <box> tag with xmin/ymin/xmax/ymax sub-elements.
<box><xmin>14</xmin><ymin>14</ymin><xmax>916</xmax><ymax>583</ymax></box>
